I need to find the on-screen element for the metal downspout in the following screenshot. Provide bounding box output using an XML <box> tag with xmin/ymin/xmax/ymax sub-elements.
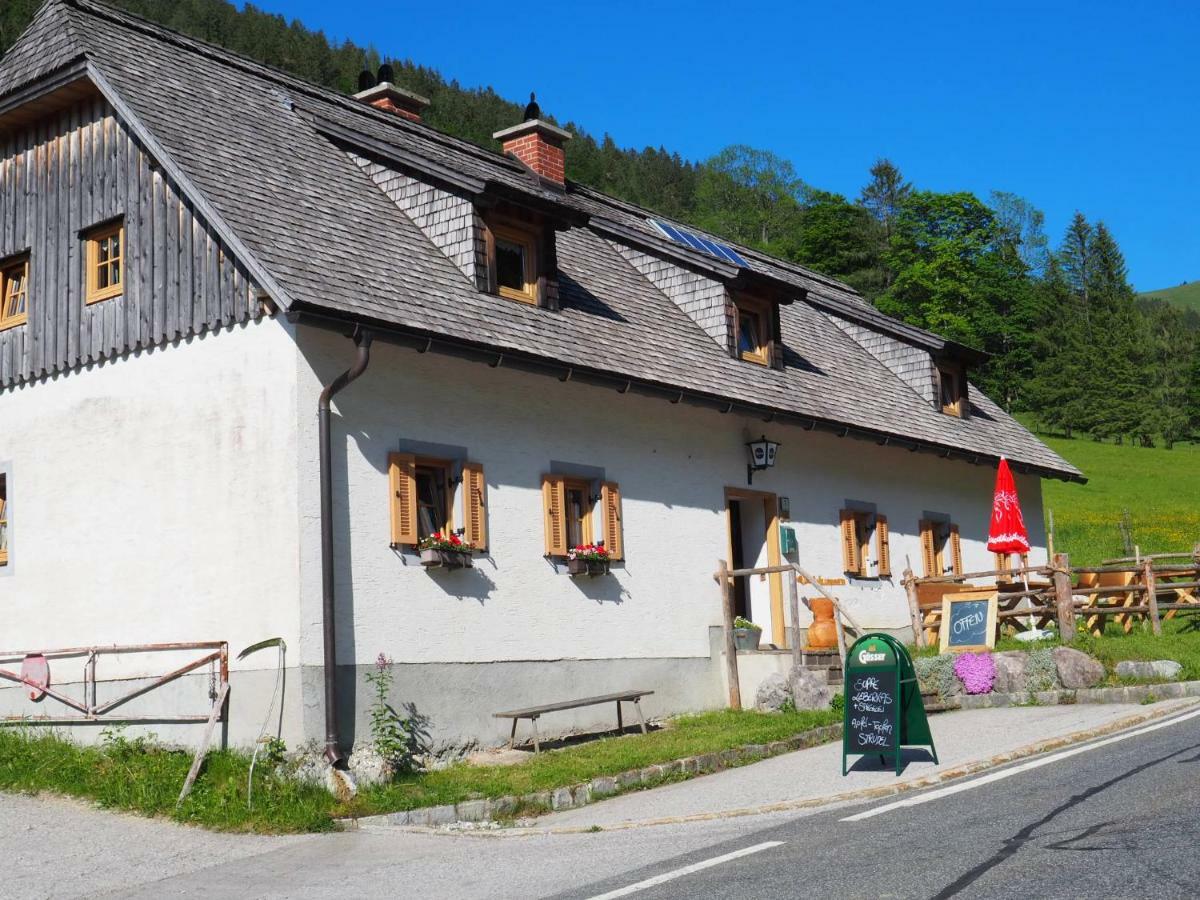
<box><xmin>318</xmin><ymin>327</ymin><xmax>373</xmax><ymax>766</ymax></box>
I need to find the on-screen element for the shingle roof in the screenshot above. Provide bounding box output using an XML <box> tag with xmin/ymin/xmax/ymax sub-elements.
<box><xmin>0</xmin><ymin>0</ymin><xmax>1081</xmax><ymax>481</ymax></box>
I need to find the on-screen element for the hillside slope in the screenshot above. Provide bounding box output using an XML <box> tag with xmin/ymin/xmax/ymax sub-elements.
<box><xmin>1039</xmin><ymin>435</ymin><xmax>1200</xmax><ymax>565</ymax></box>
<box><xmin>1140</xmin><ymin>281</ymin><xmax>1200</xmax><ymax>313</ymax></box>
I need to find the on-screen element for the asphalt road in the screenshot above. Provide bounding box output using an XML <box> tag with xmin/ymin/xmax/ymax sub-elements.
<box><xmin>6</xmin><ymin>705</ymin><xmax>1199</xmax><ymax>899</ymax></box>
<box><xmin>558</xmin><ymin>705</ymin><xmax>1200</xmax><ymax>900</ymax></box>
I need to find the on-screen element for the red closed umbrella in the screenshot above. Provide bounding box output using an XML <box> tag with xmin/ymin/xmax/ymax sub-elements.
<box><xmin>987</xmin><ymin>457</ymin><xmax>1031</xmax><ymax>556</ymax></box>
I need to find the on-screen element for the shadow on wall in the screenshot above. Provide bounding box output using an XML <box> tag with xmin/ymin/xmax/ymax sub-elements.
<box><xmin>565</xmin><ymin>562</ymin><xmax>631</xmax><ymax>604</ymax></box>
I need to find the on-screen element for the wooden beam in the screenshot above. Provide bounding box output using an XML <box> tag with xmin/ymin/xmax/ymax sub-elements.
<box><xmin>1144</xmin><ymin>557</ymin><xmax>1162</xmax><ymax>636</ymax></box>
<box><xmin>903</xmin><ymin>568</ymin><xmax>925</xmax><ymax>648</ymax></box>
<box><xmin>1053</xmin><ymin>553</ymin><xmax>1076</xmax><ymax>641</ymax></box>
<box><xmin>718</xmin><ymin>560</ymin><xmax>741</xmax><ymax>710</ymax></box>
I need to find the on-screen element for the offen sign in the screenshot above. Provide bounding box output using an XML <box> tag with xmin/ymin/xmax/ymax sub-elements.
<box><xmin>940</xmin><ymin>591</ymin><xmax>999</xmax><ymax>653</ymax></box>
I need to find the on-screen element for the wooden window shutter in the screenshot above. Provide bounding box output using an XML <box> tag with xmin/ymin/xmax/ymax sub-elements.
<box><xmin>919</xmin><ymin>520</ymin><xmax>938</xmax><ymax>578</ymax></box>
<box><xmin>461</xmin><ymin>462</ymin><xmax>487</xmax><ymax>550</ymax></box>
<box><xmin>875</xmin><ymin>515</ymin><xmax>891</xmax><ymax>577</ymax></box>
<box><xmin>388</xmin><ymin>453</ymin><xmax>418</xmax><ymax>546</ymax></box>
<box><xmin>769</xmin><ymin>303</ymin><xmax>784</xmax><ymax>370</ymax></box>
<box><xmin>542</xmin><ymin>474</ymin><xmax>568</xmax><ymax>557</ymax></box>
<box><xmin>839</xmin><ymin>510</ymin><xmax>860</xmax><ymax>576</ymax></box>
<box><xmin>601</xmin><ymin>481</ymin><xmax>624</xmax><ymax>561</ymax></box>
<box><xmin>949</xmin><ymin>524</ymin><xmax>963</xmax><ymax>576</ymax></box>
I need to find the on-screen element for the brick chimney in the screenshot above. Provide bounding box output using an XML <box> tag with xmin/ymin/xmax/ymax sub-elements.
<box><xmin>354</xmin><ymin>63</ymin><xmax>430</xmax><ymax>123</ymax></box>
<box><xmin>493</xmin><ymin>93</ymin><xmax>571</xmax><ymax>185</ymax></box>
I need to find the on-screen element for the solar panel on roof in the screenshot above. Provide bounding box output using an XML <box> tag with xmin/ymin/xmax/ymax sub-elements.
<box><xmin>647</xmin><ymin>218</ymin><xmax>750</xmax><ymax>268</ymax></box>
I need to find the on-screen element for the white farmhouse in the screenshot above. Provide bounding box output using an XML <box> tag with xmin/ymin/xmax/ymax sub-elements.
<box><xmin>0</xmin><ymin>0</ymin><xmax>1081</xmax><ymax>761</ymax></box>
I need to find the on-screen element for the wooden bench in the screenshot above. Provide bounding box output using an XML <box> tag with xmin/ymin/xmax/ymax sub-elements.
<box><xmin>493</xmin><ymin>690</ymin><xmax>654</xmax><ymax>753</ymax></box>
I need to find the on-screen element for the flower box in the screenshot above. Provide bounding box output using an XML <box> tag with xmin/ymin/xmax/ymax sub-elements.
<box><xmin>420</xmin><ymin>548</ymin><xmax>473</xmax><ymax>569</ymax></box>
<box><xmin>567</xmin><ymin>558</ymin><xmax>610</xmax><ymax>577</ymax></box>
<box><xmin>417</xmin><ymin>532</ymin><xmax>475</xmax><ymax>569</ymax></box>
<box><xmin>566</xmin><ymin>544</ymin><xmax>611</xmax><ymax>577</ymax></box>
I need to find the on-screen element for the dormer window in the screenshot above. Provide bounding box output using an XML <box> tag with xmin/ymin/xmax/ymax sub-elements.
<box><xmin>938</xmin><ymin>363</ymin><xmax>968</xmax><ymax>417</ymax></box>
<box><xmin>734</xmin><ymin>296</ymin><xmax>776</xmax><ymax>366</ymax></box>
<box><xmin>489</xmin><ymin>221</ymin><xmax>539</xmax><ymax>305</ymax></box>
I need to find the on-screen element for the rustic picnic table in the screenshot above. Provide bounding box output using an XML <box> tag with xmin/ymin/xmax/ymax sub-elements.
<box><xmin>493</xmin><ymin>689</ymin><xmax>654</xmax><ymax>753</ymax></box>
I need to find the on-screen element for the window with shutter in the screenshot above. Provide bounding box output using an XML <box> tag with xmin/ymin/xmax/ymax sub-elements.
<box><xmin>388</xmin><ymin>453</ymin><xmax>418</xmax><ymax>546</ymax></box>
<box><xmin>839</xmin><ymin>509</ymin><xmax>861</xmax><ymax>576</ymax></box>
<box><xmin>920</xmin><ymin>520</ymin><xmax>939</xmax><ymax>578</ymax></box>
<box><xmin>875</xmin><ymin>515</ymin><xmax>891</xmax><ymax>577</ymax></box>
<box><xmin>949</xmin><ymin>524</ymin><xmax>963</xmax><ymax>575</ymax></box>
<box><xmin>461</xmin><ymin>462</ymin><xmax>487</xmax><ymax>550</ymax></box>
<box><xmin>601</xmin><ymin>482</ymin><xmax>623</xmax><ymax>560</ymax></box>
<box><xmin>542</xmin><ymin>475</ymin><xmax>569</xmax><ymax>556</ymax></box>
<box><xmin>0</xmin><ymin>473</ymin><xmax>8</xmax><ymax>566</ymax></box>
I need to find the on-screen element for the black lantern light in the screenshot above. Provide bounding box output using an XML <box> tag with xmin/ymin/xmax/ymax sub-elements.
<box><xmin>746</xmin><ymin>434</ymin><xmax>780</xmax><ymax>484</ymax></box>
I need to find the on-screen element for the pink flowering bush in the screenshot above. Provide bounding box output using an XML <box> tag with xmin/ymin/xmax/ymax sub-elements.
<box><xmin>953</xmin><ymin>652</ymin><xmax>996</xmax><ymax>695</ymax></box>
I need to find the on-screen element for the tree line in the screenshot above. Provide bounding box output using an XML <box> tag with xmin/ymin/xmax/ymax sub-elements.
<box><xmin>3</xmin><ymin>0</ymin><xmax>1195</xmax><ymax>445</ymax></box>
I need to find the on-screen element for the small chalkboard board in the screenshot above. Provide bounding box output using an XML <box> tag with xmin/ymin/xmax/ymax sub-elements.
<box><xmin>847</xmin><ymin>666</ymin><xmax>897</xmax><ymax>754</ymax></box>
<box><xmin>940</xmin><ymin>591</ymin><xmax>999</xmax><ymax>653</ymax></box>
<box><xmin>842</xmin><ymin>633</ymin><xmax>936</xmax><ymax>776</ymax></box>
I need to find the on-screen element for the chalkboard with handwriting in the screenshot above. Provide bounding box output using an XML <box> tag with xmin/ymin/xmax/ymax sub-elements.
<box><xmin>842</xmin><ymin>633</ymin><xmax>937</xmax><ymax>776</ymax></box>
<box><xmin>940</xmin><ymin>592</ymin><xmax>999</xmax><ymax>652</ymax></box>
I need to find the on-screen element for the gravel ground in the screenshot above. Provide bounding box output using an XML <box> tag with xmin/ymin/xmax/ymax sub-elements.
<box><xmin>0</xmin><ymin>793</ymin><xmax>306</xmax><ymax>900</ymax></box>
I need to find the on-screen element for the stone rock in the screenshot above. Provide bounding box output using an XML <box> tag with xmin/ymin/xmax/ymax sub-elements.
<box><xmin>346</xmin><ymin>744</ymin><xmax>392</xmax><ymax>787</ymax></box>
<box><xmin>1115</xmin><ymin>659</ymin><xmax>1183</xmax><ymax>680</ymax></box>
<box><xmin>754</xmin><ymin>672</ymin><xmax>792</xmax><ymax>712</ymax></box>
<box><xmin>1052</xmin><ymin>647</ymin><xmax>1106</xmax><ymax>689</ymax></box>
<box><xmin>991</xmin><ymin>651</ymin><xmax>1029</xmax><ymax>694</ymax></box>
<box><xmin>790</xmin><ymin>665</ymin><xmax>832</xmax><ymax>711</ymax></box>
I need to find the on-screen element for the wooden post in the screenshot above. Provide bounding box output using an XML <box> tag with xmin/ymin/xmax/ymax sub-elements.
<box><xmin>1143</xmin><ymin>557</ymin><xmax>1162</xmax><ymax>636</ymax></box>
<box><xmin>718</xmin><ymin>560</ymin><xmax>741</xmax><ymax>710</ymax></box>
<box><xmin>788</xmin><ymin>573</ymin><xmax>802</xmax><ymax>671</ymax></box>
<box><xmin>903</xmin><ymin>568</ymin><xmax>924</xmax><ymax>649</ymax></box>
<box><xmin>1052</xmin><ymin>552</ymin><xmax>1076</xmax><ymax>642</ymax></box>
<box><xmin>1047</xmin><ymin>509</ymin><xmax>1055</xmax><ymax>561</ymax></box>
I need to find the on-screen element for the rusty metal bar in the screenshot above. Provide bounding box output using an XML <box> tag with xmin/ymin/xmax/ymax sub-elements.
<box><xmin>92</xmin><ymin>651</ymin><xmax>223</xmax><ymax>716</ymax></box>
<box><xmin>0</xmin><ymin>640</ymin><xmax>228</xmax><ymax>662</ymax></box>
<box><xmin>0</xmin><ymin>715</ymin><xmax>215</xmax><ymax>725</ymax></box>
<box><xmin>0</xmin><ymin>669</ymin><xmax>90</xmax><ymax>713</ymax></box>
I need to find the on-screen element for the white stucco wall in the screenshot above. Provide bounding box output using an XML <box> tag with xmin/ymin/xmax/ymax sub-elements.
<box><xmin>0</xmin><ymin>320</ymin><xmax>303</xmax><ymax>680</ymax></box>
<box><xmin>295</xmin><ymin>327</ymin><xmax>1049</xmax><ymax>668</ymax></box>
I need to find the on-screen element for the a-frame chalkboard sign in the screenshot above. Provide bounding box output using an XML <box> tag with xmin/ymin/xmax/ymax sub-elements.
<box><xmin>842</xmin><ymin>633</ymin><xmax>937</xmax><ymax>775</ymax></box>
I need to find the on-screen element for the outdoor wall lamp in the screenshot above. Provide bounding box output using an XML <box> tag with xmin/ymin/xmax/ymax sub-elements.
<box><xmin>746</xmin><ymin>434</ymin><xmax>780</xmax><ymax>484</ymax></box>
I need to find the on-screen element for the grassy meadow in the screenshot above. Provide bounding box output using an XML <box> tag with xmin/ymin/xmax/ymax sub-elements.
<box><xmin>1033</xmin><ymin>431</ymin><xmax>1200</xmax><ymax>565</ymax></box>
<box><xmin>1139</xmin><ymin>281</ymin><xmax>1200</xmax><ymax>313</ymax></box>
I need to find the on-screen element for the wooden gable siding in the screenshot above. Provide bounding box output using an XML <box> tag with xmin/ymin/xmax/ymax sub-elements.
<box><xmin>0</xmin><ymin>98</ymin><xmax>263</xmax><ymax>389</ymax></box>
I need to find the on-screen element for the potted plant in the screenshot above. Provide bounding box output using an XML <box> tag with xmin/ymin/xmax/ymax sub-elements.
<box><xmin>567</xmin><ymin>543</ymin><xmax>610</xmax><ymax>576</ymax></box>
<box><xmin>733</xmin><ymin>616</ymin><xmax>762</xmax><ymax>652</ymax></box>
<box><xmin>418</xmin><ymin>532</ymin><xmax>474</xmax><ymax>569</ymax></box>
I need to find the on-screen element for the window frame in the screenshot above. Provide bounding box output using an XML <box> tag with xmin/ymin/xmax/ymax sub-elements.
<box><xmin>839</xmin><ymin>508</ymin><xmax>890</xmax><ymax>578</ymax></box>
<box><xmin>85</xmin><ymin>220</ymin><xmax>125</xmax><ymax>305</ymax></box>
<box><xmin>0</xmin><ymin>256</ymin><xmax>29</xmax><ymax>332</ymax></box>
<box><xmin>920</xmin><ymin>518</ymin><xmax>962</xmax><ymax>577</ymax></box>
<box><xmin>735</xmin><ymin>297</ymin><xmax>771</xmax><ymax>366</ymax></box>
<box><xmin>562</xmin><ymin>477</ymin><xmax>595</xmax><ymax>549</ymax></box>
<box><xmin>489</xmin><ymin>221</ymin><xmax>539</xmax><ymax>305</ymax></box>
<box><xmin>0</xmin><ymin>472</ymin><xmax>8</xmax><ymax>567</ymax></box>
<box><xmin>937</xmin><ymin>363</ymin><xmax>968</xmax><ymax>417</ymax></box>
<box><xmin>413</xmin><ymin>457</ymin><xmax>455</xmax><ymax>542</ymax></box>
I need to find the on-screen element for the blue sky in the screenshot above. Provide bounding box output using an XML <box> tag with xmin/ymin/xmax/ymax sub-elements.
<box><xmin>259</xmin><ymin>0</ymin><xmax>1198</xmax><ymax>291</ymax></box>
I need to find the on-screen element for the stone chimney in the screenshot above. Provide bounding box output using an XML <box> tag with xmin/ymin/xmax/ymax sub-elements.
<box><xmin>354</xmin><ymin>63</ymin><xmax>430</xmax><ymax>123</ymax></box>
<box><xmin>492</xmin><ymin>93</ymin><xmax>571</xmax><ymax>185</ymax></box>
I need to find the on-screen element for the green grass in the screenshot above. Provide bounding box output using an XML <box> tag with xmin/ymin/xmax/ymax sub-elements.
<box><xmin>0</xmin><ymin>729</ymin><xmax>337</xmax><ymax>833</ymax></box>
<box><xmin>1140</xmin><ymin>281</ymin><xmax>1200</xmax><ymax>313</ymax></box>
<box><xmin>1026</xmin><ymin>428</ymin><xmax>1200</xmax><ymax>565</ymax></box>
<box><xmin>0</xmin><ymin>708</ymin><xmax>840</xmax><ymax>832</ymax></box>
<box><xmin>354</xmin><ymin>708</ymin><xmax>839</xmax><ymax>814</ymax></box>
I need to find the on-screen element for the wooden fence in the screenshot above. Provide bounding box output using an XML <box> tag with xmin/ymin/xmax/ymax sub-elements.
<box><xmin>904</xmin><ymin>550</ymin><xmax>1200</xmax><ymax>649</ymax></box>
